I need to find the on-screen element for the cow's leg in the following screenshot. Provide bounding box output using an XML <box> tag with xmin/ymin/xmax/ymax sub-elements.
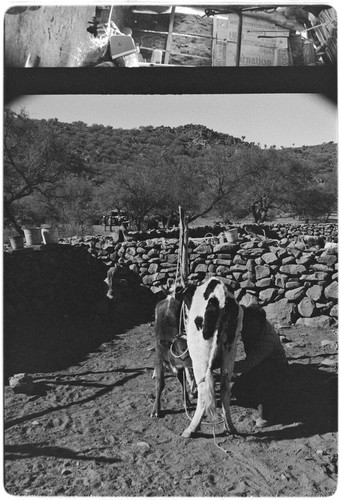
<box><xmin>181</xmin><ymin>380</ymin><xmax>206</xmax><ymax>438</ymax></box>
<box><xmin>176</xmin><ymin>368</ymin><xmax>191</xmax><ymax>408</ymax></box>
<box><xmin>185</xmin><ymin>367</ymin><xmax>197</xmax><ymax>398</ymax></box>
<box><xmin>255</xmin><ymin>403</ymin><xmax>268</xmax><ymax>428</ymax></box>
<box><xmin>150</xmin><ymin>357</ymin><xmax>165</xmax><ymax>418</ymax></box>
<box><xmin>220</xmin><ymin>347</ymin><xmax>238</xmax><ymax>435</ymax></box>
<box><xmin>181</xmin><ymin>360</ymin><xmax>207</xmax><ymax>438</ymax></box>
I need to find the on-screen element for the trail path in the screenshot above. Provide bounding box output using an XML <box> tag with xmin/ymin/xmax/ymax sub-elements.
<box><xmin>4</xmin><ymin>322</ymin><xmax>337</xmax><ymax>496</ymax></box>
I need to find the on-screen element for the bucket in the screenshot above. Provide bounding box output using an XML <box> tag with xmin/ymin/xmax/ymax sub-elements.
<box><xmin>225</xmin><ymin>228</ymin><xmax>238</xmax><ymax>243</ymax></box>
<box><xmin>23</xmin><ymin>228</ymin><xmax>42</xmax><ymax>246</ymax></box>
<box><xmin>41</xmin><ymin>227</ymin><xmax>59</xmax><ymax>244</ymax></box>
<box><xmin>9</xmin><ymin>235</ymin><xmax>24</xmax><ymax>250</ymax></box>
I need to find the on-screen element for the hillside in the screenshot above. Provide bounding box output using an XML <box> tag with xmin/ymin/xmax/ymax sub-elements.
<box><xmin>36</xmin><ymin>118</ymin><xmax>337</xmax><ymax>179</ymax></box>
<box><xmin>289</xmin><ymin>142</ymin><xmax>337</xmax><ymax>181</ymax></box>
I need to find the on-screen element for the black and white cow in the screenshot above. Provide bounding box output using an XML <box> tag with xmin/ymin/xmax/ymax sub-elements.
<box><xmin>181</xmin><ymin>277</ymin><xmax>244</xmax><ymax>438</ymax></box>
<box><xmin>150</xmin><ymin>292</ymin><xmax>195</xmax><ymax>418</ymax></box>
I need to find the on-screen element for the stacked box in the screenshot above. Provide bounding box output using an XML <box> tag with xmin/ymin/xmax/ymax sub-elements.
<box><xmin>213</xmin><ymin>13</ymin><xmax>290</xmax><ymax>66</ymax></box>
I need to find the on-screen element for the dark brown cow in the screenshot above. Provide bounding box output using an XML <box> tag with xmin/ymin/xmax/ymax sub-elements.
<box><xmin>150</xmin><ymin>293</ymin><xmax>195</xmax><ymax>418</ymax></box>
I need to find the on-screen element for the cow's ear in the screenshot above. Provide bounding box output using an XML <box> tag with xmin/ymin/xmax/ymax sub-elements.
<box><xmin>181</xmin><ymin>283</ymin><xmax>196</xmax><ymax>308</ymax></box>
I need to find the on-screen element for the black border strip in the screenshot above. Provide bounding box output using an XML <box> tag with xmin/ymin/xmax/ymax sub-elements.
<box><xmin>4</xmin><ymin>67</ymin><xmax>337</xmax><ymax>104</ymax></box>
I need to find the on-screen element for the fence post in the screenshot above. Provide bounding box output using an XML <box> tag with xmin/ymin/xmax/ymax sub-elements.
<box><xmin>178</xmin><ymin>206</ymin><xmax>189</xmax><ymax>286</ymax></box>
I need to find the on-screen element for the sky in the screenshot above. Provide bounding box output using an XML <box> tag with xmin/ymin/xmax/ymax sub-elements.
<box><xmin>9</xmin><ymin>93</ymin><xmax>337</xmax><ymax>148</ymax></box>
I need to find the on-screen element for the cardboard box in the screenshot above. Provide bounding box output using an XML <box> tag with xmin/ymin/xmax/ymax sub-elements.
<box><xmin>213</xmin><ymin>13</ymin><xmax>290</xmax><ymax>66</ymax></box>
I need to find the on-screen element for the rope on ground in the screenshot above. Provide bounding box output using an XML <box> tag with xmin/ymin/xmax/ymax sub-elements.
<box><xmin>212</xmin><ymin>424</ymin><xmax>231</xmax><ymax>454</ymax></box>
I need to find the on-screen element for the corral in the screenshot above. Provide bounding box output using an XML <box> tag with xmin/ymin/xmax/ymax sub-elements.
<box><xmin>4</xmin><ymin>222</ymin><xmax>338</xmax><ymax>496</ymax></box>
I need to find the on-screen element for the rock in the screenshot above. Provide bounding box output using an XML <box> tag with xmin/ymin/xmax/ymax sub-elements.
<box><xmin>208</xmin><ymin>264</ymin><xmax>216</xmax><ymax>273</ymax></box>
<box><xmin>296</xmin><ymin>316</ymin><xmax>331</xmax><ymax>328</ymax></box>
<box><xmin>129</xmin><ymin>264</ymin><xmax>139</xmax><ymax>273</ymax></box>
<box><xmin>259</xmin><ymin>288</ymin><xmax>277</xmax><ymax>303</ymax></box>
<box><xmin>255</xmin><ymin>265</ymin><xmax>271</xmax><ymax>280</ymax></box>
<box><xmin>126</xmin><ymin>246</ymin><xmax>137</xmax><ymax>256</ymax></box>
<box><xmin>320</xmin><ymin>250</ymin><xmax>338</xmax><ymax>262</ymax></box>
<box><xmin>213</xmin><ymin>243</ymin><xmax>238</xmax><ymax>254</ymax></box>
<box><xmin>240</xmin><ymin>241</ymin><xmax>256</xmax><ymax>249</ymax></box>
<box><xmin>296</xmin><ymin>253</ymin><xmax>313</xmax><ymax>265</ymax></box>
<box><xmin>135</xmin><ymin>441</ymin><xmax>151</xmax><ymax>454</ymax></box>
<box><xmin>246</xmin><ymin>259</ymin><xmax>255</xmax><ymax>272</ymax></box>
<box><xmin>311</xmin><ymin>263</ymin><xmax>334</xmax><ymax>273</ymax></box>
<box><xmin>233</xmin><ymin>254</ymin><xmax>245</xmax><ymax>265</ymax></box>
<box><xmin>279</xmin><ymin>264</ymin><xmax>306</xmax><ymax>276</ymax></box>
<box><xmin>285</xmin><ymin>286</ymin><xmax>306</xmax><ymax>302</ymax></box>
<box><xmin>275</xmin><ymin>273</ymin><xmax>288</xmax><ymax>287</ymax></box>
<box><xmin>255</xmin><ymin>277</ymin><xmax>274</xmax><ymax>288</ymax></box>
<box><xmin>287</xmin><ymin>247</ymin><xmax>302</xmax><ymax>258</ymax></box>
<box><xmin>167</xmin><ymin>254</ymin><xmax>178</xmax><ymax>264</ymax></box>
<box><xmin>237</xmin><ymin>248</ymin><xmax>264</xmax><ymax>257</ymax></box>
<box><xmin>9</xmin><ymin>373</ymin><xmax>35</xmax><ymax>395</ymax></box>
<box><xmin>148</xmin><ymin>263</ymin><xmax>159</xmax><ymax>274</ymax></box>
<box><xmin>285</xmin><ymin>280</ymin><xmax>300</xmax><ymax>290</ymax></box>
<box><xmin>281</xmin><ymin>256</ymin><xmax>296</xmax><ymax>265</ymax></box>
<box><xmin>262</xmin><ymin>252</ymin><xmax>277</xmax><ymax>264</ymax></box>
<box><xmin>195</xmin><ymin>263</ymin><xmax>208</xmax><ymax>273</ymax></box>
<box><xmin>324</xmin><ymin>281</ymin><xmax>338</xmax><ymax>301</ymax></box>
<box><xmin>300</xmin><ymin>272</ymin><xmax>330</xmax><ymax>282</ymax></box>
<box><xmin>195</xmin><ymin>243</ymin><xmax>212</xmax><ymax>254</ymax></box>
<box><xmin>330</xmin><ymin>304</ymin><xmax>338</xmax><ymax>317</ymax></box>
<box><xmin>215</xmin><ymin>253</ymin><xmax>232</xmax><ymax>260</ymax></box>
<box><xmin>213</xmin><ymin>259</ymin><xmax>232</xmax><ymax>266</ymax></box>
<box><xmin>230</xmin><ymin>264</ymin><xmax>247</xmax><ymax>272</ymax></box>
<box><xmin>239</xmin><ymin>293</ymin><xmax>258</xmax><ymax>308</ymax></box>
<box><xmin>263</xmin><ymin>299</ymin><xmax>297</xmax><ymax>327</ymax></box>
<box><xmin>216</xmin><ymin>265</ymin><xmax>228</xmax><ymax>275</ymax></box>
<box><xmin>239</xmin><ymin>279</ymin><xmax>256</xmax><ymax>289</ymax></box>
<box><xmin>148</xmin><ymin>248</ymin><xmax>159</xmax><ymax>257</ymax></box>
<box><xmin>142</xmin><ymin>274</ymin><xmax>155</xmax><ymax>286</ymax></box>
<box><xmin>306</xmin><ymin>284</ymin><xmax>323</xmax><ymax>302</ymax></box>
<box><xmin>298</xmin><ymin>297</ymin><xmax>316</xmax><ymax>317</ymax></box>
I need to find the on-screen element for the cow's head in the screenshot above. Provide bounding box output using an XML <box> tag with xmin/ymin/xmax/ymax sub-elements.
<box><xmin>241</xmin><ymin>304</ymin><xmax>266</xmax><ymax>352</ymax></box>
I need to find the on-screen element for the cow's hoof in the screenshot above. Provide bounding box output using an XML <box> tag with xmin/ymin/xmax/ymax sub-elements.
<box><xmin>181</xmin><ymin>430</ymin><xmax>192</xmax><ymax>438</ymax></box>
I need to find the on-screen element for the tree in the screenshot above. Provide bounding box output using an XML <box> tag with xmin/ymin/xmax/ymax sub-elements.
<box><xmin>107</xmin><ymin>152</ymin><xmax>170</xmax><ymax>230</ymax></box>
<box><xmin>290</xmin><ymin>184</ymin><xmax>337</xmax><ymax>221</ymax></box>
<box><xmin>4</xmin><ymin>109</ymin><xmax>69</xmax><ymax>233</ymax></box>
<box><xmin>218</xmin><ymin>147</ymin><xmax>316</xmax><ymax>223</ymax></box>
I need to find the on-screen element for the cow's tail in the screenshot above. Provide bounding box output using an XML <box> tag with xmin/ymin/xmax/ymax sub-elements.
<box><xmin>204</xmin><ymin>333</ymin><xmax>220</xmax><ymax>422</ymax></box>
<box><xmin>202</xmin><ymin>293</ymin><xmax>222</xmax><ymax>422</ymax></box>
<box><xmin>204</xmin><ymin>365</ymin><xmax>218</xmax><ymax>421</ymax></box>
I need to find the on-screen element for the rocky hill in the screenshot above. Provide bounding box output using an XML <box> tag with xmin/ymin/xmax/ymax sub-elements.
<box><xmin>29</xmin><ymin>118</ymin><xmax>338</xmax><ymax>178</ymax></box>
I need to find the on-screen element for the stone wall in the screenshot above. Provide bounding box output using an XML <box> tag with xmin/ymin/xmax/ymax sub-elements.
<box><xmin>4</xmin><ymin>223</ymin><xmax>338</xmax><ymax>341</ymax></box>
<box><xmin>59</xmin><ymin>222</ymin><xmax>338</xmax><ymax>328</ymax></box>
<box><xmin>128</xmin><ymin>221</ymin><xmax>338</xmax><ymax>242</ymax></box>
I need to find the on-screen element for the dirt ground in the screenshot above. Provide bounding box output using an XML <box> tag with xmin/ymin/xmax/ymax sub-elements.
<box><xmin>4</xmin><ymin>306</ymin><xmax>338</xmax><ymax>496</ymax></box>
<box><xmin>4</xmin><ymin>6</ymin><xmax>129</xmax><ymax>67</ymax></box>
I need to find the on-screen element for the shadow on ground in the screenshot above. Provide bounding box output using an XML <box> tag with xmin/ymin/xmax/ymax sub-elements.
<box><xmin>4</xmin><ymin>443</ymin><xmax>121</xmax><ymax>464</ymax></box>
<box><xmin>233</xmin><ymin>362</ymin><xmax>337</xmax><ymax>440</ymax></box>
<box><xmin>4</xmin><ymin>291</ymin><xmax>156</xmax><ymax>380</ymax></box>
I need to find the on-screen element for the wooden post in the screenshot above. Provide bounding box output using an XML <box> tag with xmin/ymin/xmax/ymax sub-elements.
<box><xmin>164</xmin><ymin>6</ymin><xmax>176</xmax><ymax>64</ymax></box>
<box><xmin>178</xmin><ymin>206</ymin><xmax>189</xmax><ymax>287</ymax></box>
<box><xmin>182</xmin><ymin>215</ymin><xmax>189</xmax><ymax>285</ymax></box>
<box><xmin>236</xmin><ymin>12</ymin><xmax>243</xmax><ymax>66</ymax></box>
